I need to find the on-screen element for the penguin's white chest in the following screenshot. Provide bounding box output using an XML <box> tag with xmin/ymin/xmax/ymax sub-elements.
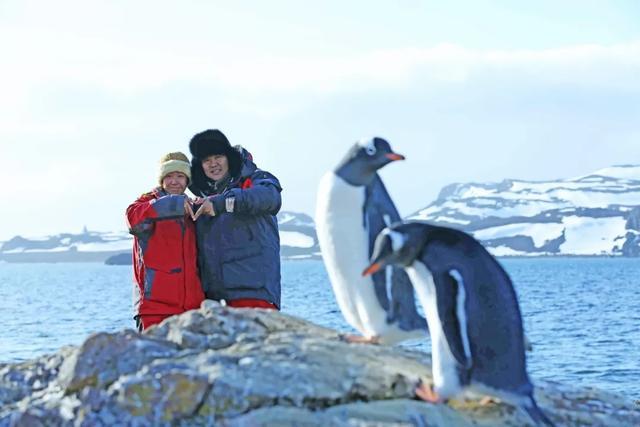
<box><xmin>315</xmin><ymin>173</ymin><xmax>392</xmax><ymax>338</ymax></box>
<box><xmin>407</xmin><ymin>263</ymin><xmax>463</xmax><ymax>398</ymax></box>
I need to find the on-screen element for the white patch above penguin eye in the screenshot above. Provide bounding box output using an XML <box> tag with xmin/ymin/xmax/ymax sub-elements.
<box><xmin>357</xmin><ymin>138</ymin><xmax>377</xmax><ymax>156</ymax></box>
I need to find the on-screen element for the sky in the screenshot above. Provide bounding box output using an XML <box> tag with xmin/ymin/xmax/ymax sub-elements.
<box><xmin>0</xmin><ymin>0</ymin><xmax>639</xmax><ymax>240</ymax></box>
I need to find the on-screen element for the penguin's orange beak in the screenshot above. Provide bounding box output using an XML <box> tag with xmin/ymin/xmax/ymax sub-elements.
<box><xmin>385</xmin><ymin>153</ymin><xmax>405</xmax><ymax>161</ymax></box>
<box><xmin>362</xmin><ymin>262</ymin><xmax>381</xmax><ymax>276</ymax></box>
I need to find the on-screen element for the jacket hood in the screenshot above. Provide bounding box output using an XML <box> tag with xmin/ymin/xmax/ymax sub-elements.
<box><xmin>190</xmin><ymin>145</ymin><xmax>257</xmax><ymax>196</ymax></box>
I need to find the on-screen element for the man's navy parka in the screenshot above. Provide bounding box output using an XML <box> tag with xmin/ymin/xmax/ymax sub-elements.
<box><xmin>189</xmin><ymin>130</ymin><xmax>282</xmax><ymax>308</ymax></box>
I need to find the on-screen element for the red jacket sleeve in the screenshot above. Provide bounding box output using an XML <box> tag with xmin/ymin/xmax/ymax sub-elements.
<box><xmin>126</xmin><ymin>192</ymin><xmax>158</xmax><ymax>237</ymax></box>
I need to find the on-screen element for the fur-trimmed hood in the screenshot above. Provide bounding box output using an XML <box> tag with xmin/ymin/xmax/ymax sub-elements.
<box><xmin>189</xmin><ymin>144</ymin><xmax>258</xmax><ymax>196</ymax></box>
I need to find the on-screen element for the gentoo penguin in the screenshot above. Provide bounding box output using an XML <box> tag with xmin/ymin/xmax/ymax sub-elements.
<box><xmin>363</xmin><ymin>221</ymin><xmax>554</xmax><ymax>426</ymax></box>
<box><xmin>315</xmin><ymin>137</ymin><xmax>427</xmax><ymax>344</ymax></box>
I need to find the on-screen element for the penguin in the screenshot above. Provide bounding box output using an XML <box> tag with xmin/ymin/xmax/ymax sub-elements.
<box><xmin>362</xmin><ymin>221</ymin><xmax>554</xmax><ymax>426</ymax></box>
<box><xmin>315</xmin><ymin>137</ymin><xmax>427</xmax><ymax>345</ymax></box>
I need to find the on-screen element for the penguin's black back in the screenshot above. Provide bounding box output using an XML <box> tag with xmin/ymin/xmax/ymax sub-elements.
<box><xmin>417</xmin><ymin>224</ymin><xmax>533</xmax><ymax>396</ymax></box>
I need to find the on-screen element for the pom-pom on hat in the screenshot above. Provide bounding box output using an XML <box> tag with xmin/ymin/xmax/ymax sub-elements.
<box><xmin>158</xmin><ymin>152</ymin><xmax>192</xmax><ymax>184</ymax></box>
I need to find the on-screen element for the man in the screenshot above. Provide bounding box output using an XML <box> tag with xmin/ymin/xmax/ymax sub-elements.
<box><xmin>126</xmin><ymin>152</ymin><xmax>204</xmax><ymax>331</ymax></box>
<box><xmin>189</xmin><ymin>129</ymin><xmax>282</xmax><ymax>309</ymax></box>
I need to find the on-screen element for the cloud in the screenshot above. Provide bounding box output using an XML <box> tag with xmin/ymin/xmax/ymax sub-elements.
<box><xmin>2</xmin><ymin>23</ymin><xmax>639</xmax><ymax>107</ymax></box>
<box><xmin>1</xmin><ymin>24</ymin><xmax>638</xmax><ymax>239</ymax></box>
<box><xmin>122</xmin><ymin>41</ymin><xmax>640</xmax><ymax>93</ymax></box>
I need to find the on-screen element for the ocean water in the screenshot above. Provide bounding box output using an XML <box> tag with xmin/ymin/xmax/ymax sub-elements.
<box><xmin>0</xmin><ymin>258</ymin><xmax>638</xmax><ymax>399</ymax></box>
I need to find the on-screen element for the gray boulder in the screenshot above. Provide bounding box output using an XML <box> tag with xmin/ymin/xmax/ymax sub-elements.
<box><xmin>1</xmin><ymin>301</ymin><xmax>638</xmax><ymax>426</ymax></box>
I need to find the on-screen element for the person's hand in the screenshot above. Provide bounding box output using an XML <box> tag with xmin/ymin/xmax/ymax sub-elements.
<box><xmin>184</xmin><ymin>197</ymin><xmax>195</xmax><ymax>220</ymax></box>
<box><xmin>193</xmin><ymin>198</ymin><xmax>215</xmax><ymax>220</ymax></box>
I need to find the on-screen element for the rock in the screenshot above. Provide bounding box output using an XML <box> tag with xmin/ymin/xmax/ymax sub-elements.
<box><xmin>58</xmin><ymin>330</ymin><xmax>179</xmax><ymax>393</ymax></box>
<box><xmin>0</xmin><ymin>347</ymin><xmax>73</xmax><ymax>407</ymax></box>
<box><xmin>104</xmin><ymin>253</ymin><xmax>131</xmax><ymax>265</ymax></box>
<box><xmin>1</xmin><ymin>301</ymin><xmax>638</xmax><ymax>426</ymax></box>
<box><xmin>621</xmin><ymin>231</ymin><xmax>640</xmax><ymax>256</ymax></box>
<box><xmin>112</xmin><ymin>368</ymin><xmax>209</xmax><ymax>421</ymax></box>
<box><xmin>625</xmin><ymin>206</ymin><xmax>640</xmax><ymax>231</ymax></box>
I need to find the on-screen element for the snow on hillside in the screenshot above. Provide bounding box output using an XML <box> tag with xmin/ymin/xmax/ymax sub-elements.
<box><xmin>560</xmin><ymin>216</ymin><xmax>627</xmax><ymax>255</ymax></box>
<box><xmin>473</xmin><ymin>222</ymin><xmax>565</xmax><ymax>247</ymax></box>
<box><xmin>573</xmin><ymin>165</ymin><xmax>640</xmax><ymax>181</ymax></box>
<box><xmin>418</xmin><ymin>165</ymin><xmax>640</xmax><ymax>223</ymax></box>
<box><xmin>4</xmin><ymin>166</ymin><xmax>639</xmax><ymax>262</ymax></box>
<box><xmin>279</xmin><ymin>231</ymin><xmax>315</xmax><ymax>248</ymax></box>
<box><xmin>1</xmin><ymin>230</ymin><xmax>132</xmax><ymax>254</ymax></box>
<box><xmin>411</xmin><ymin>165</ymin><xmax>640</xmax><ymax>257</ymax></box>
<box><xmin>277</xmin><ymin>211</ymin><xmax>315</xmax><ymax>228</ymax></box>
<box><xmin>0</xmin><ymin>212</ymin><xmax>320</xmax><ymax>263</ymax></box>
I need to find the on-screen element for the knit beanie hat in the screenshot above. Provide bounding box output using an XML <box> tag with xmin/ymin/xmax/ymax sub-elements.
<box><xmin>158</xmin><ymin>152</ymin><xmax>192</xmax><ymax>184</ymax></box>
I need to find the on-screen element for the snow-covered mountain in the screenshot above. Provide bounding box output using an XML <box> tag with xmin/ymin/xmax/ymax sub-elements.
<box><xmin>0</xmin><ymin>228</ymin><xmax>132</xmax><ymax>263</ymax></box>
<box><xmin>276</xmin><ymin>212</ymin><xmax>320</xmax><ymax>259</ymax></box>
<box><xmin>4</xmin><ymin>166</ymin><xmax>640</xmax><ymax>262</ymax></box>
<box><xmin>411</xmin><ymin>165</ymin><xmax>640</xmax><ymax>257</ymax></box>
<box><xmin>0</xmin><ymin>212</ymin><xmax>320</xmax><ymax>264</ymax></box>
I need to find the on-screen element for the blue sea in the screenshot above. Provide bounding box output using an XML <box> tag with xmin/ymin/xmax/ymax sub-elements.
<box><xmin>0</xmin><ymin>259</ymin><xmax>638</xmax><ymax>399</ymax></box>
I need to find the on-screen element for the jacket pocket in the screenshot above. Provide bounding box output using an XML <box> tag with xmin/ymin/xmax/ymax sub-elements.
<box><xmin>144</xmin><ymin>265</ymin><xmax>183</xmax><ymax>306</ymax></box>
<box><xmin>221</xmin><ymin>244</ymin><xmax>264</xmax><ymax>290</ymax></box>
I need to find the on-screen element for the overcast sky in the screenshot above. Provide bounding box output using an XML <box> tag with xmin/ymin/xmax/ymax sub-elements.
<box><xmin>1</xmin><ymin>0</ymin><xmax>639</xmax><ymax>240</ymax></box>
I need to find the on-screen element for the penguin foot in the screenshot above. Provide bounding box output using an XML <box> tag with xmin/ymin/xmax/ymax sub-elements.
<box><xmin>415</xmin><ymin>381</ymin><xmax>443</xmax><ymax>403</ymax></box>
<box><xmin>340</xmin><ymin>334</ymin><xmax>380</xmax><ymax>344</ymax></box>
<box><xmin>478</xmin><ymin>396</ymin><xmax>500</xmax><ymax>406</ymax></box>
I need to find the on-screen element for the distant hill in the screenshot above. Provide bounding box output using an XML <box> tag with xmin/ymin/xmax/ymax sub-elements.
<box><xmin>410</xmin><ymin>165</ymin><xmax>640</xmax><ymax>256</ymax></box>
<box><xmin>0</xmin><ymin>227</ymin><xmax>132</xmax><ymax>263</ymax></box>
<box><xmin>0</xmin><ymin>212</ymin><xmax>320</xmax><ymax>264</ymax></box>
<box><xmin>3</xmin><ymin>165</ymin><xmax>640</xmax><ymax>263</ymax></box>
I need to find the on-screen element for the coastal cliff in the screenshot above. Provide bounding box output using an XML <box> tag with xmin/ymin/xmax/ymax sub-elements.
<box><xmin>1</xmin><ymin>301</ymin><xmax>638</xmax><ymax>426</ymax></box>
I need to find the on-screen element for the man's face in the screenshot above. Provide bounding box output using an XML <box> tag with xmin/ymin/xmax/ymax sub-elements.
<box><xmin>202</xmin><ymin>154</ymin><xmax>229</xmax><ymax>181</ymax></box>
<box><xmin>162</xmin><ymin>172</ymin><xmax>188</xmax><ymax>194</ymax></box>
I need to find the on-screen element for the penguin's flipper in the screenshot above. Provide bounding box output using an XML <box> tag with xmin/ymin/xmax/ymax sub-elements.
<box><xmin>389</xmin><ymin>266</ymin><xmax>429</xmax><ymax>332</ymax></box>
<box><xmin>364</xmin><ymin>175</ymin><xmax>401</xmax><ymax>253</ymax></box>
<box><xmin>432</xmin><ymin>268</ymin><xmax>473</xmax><ymax>371</ymax></box>
<box><xmin>362</xmin><ymin>174</ymin><xmax>400</xmax><ymax>312</ymax></box>
<box><xmin>364</xmin><ymin>175</ymin><xmax>427</xmax><ymax>331</ymax></box>
<box><xmin>363</xmin><ymin>175</ymin><xmax>397</xmax><ymax>311</ymax></box>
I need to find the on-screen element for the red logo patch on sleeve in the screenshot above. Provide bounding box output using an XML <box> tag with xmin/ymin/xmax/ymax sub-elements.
<box><xmin>241</xmin><ymin>178</ymin><xmax>253</xmax><ymax>189</ymax></box>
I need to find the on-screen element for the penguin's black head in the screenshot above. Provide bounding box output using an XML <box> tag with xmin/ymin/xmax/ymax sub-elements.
<box><xmin>362</xmin><ymin>222</ymin><xmax>427</xmax><ymax>276</ymax></box>
<box><xmin>335</xmin><ymin>137</ymin><xmax>405</xmax><ymax>186</ymax></box>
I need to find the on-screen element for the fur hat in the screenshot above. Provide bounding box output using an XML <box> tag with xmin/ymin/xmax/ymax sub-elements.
<box><xmin>158</xmin><ymin>152</ymin><xmax>191</xmax><ymax>184</ymax></box>
<box><xmin>189</xmin><ymin>129</ymin><xmax>242</xmax><ymax>177</ymax></box>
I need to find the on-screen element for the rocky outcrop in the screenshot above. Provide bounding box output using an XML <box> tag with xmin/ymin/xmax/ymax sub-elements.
<box><xmin>1</xmin><ymin>301</ymin><xmax>638</xmax><ymax>426</ymax></box>
<box><xmin>621</xmin><ymin>207</ymin><xmax>640</xmax><ymax>256</ymax></box>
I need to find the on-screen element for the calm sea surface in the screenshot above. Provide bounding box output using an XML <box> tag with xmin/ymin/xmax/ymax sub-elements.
<box><xmin>0</xmin><ymin>259</ymin><xmax>638</xmax><ymax>398</ymax></box>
